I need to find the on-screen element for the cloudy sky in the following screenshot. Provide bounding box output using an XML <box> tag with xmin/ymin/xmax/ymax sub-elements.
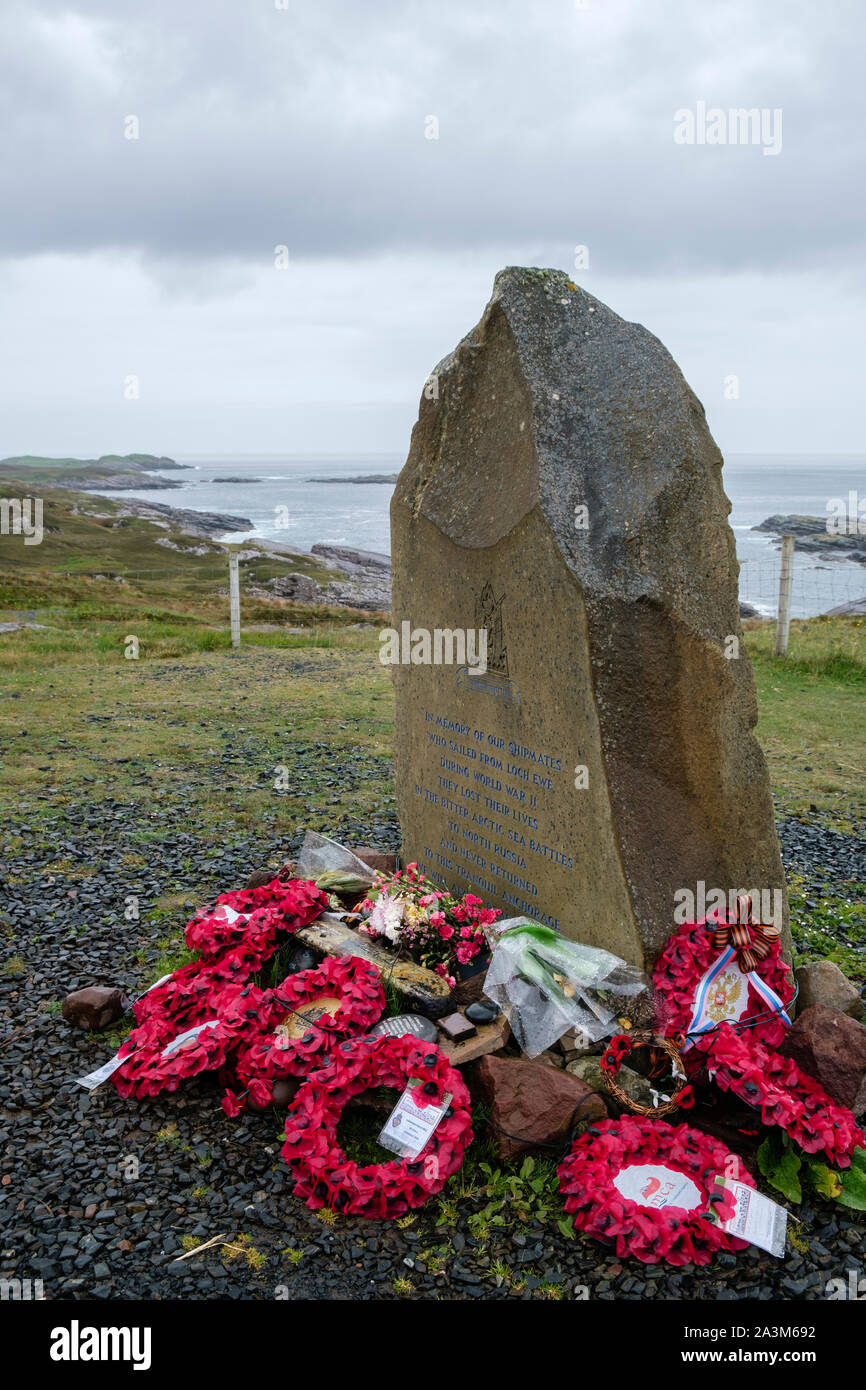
<box><xmin>1</xmin><ymin>0</ymin><xmax>863</xmax><ymax>458</ymax></box>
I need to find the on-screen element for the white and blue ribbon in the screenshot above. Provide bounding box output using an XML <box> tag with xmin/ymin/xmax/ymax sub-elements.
<box><xmin>685</xmin><ymin>945</ymin><xmax>791</xmax><ymax>1047</ymax></box>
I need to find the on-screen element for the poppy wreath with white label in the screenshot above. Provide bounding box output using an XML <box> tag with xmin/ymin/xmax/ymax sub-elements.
<box><xmin>185</xmin><ymin>878</ymin><xmax>328</xmax><ymax>959</ymax></box>
<box><xmin>281</xmin><ymin>1035</ymin><xmax>473</xmax><ymax>1219</ymax></box>
<box><xmin>557</xmin><ymin>1115</ymin><xmax>754</xmax><ymax>1266</ymax></box>
<box><xmin>113</xmin><ymin>985</ymin><xmax>273</xmax><ymax>1101</ymax></box>
<box><xmin>653</xmin><ymin>912</ymin><xmax>794</xmax><ymax>1060</ymax></box>
<box><xmin>223</xmin><ymin>954</ymin><xmax>386</xmax><ymax>1115</ymax></box>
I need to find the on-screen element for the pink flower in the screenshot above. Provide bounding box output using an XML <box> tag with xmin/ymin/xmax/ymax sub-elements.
<box><xmin>438</xmin><ymin>923</ymin><xmax>455</xmax><ymax>940</ymax></box>
<box><xmin>429</xmin><ymin>911</ymin><xmax>445</xmax><ymax>928</ymax></box>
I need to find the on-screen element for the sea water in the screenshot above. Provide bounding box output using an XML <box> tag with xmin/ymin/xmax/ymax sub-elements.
<box><xmin>115</xmin><ymin>452</ymin><xmax>866</xmax><ymax>619</ymax></box>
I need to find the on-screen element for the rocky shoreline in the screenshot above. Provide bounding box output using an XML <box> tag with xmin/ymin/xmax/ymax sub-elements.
<box><xmin>755</xmin><ymin>514</ymin><xmax>866</xmax><ymax>565</ymax></box>
<box><xmin>0</xmin><ymin>453</ymin><xmax>190</xmax><ymax>492</ymax></box>
<box><xmin>80</xmin><ymin>493</ymin><xmax>391</xmax><ymax>607</ymax></box>
<box><xmin>252</xmin><ymin>543</ymin><xmax>392</xmax><ymax>611</ymax></box>
<box><xmin>106</xmin><ymin>497</ymin><xmax>254</xmax><ymax>538</ymax></box>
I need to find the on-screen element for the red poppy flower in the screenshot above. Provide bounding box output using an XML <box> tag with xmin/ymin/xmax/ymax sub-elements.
<box><xmin>703</xmin><ymin>1022</ymin><xmax>865</xmax><ymax>1168</ymax></box>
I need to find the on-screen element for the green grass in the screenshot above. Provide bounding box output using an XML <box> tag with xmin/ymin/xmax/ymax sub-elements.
<box><xmin>0</xmin><ymin>474</ymin><xmax>348</xmax><ymax>589</ymax></box>
<box><xmin>745</xmin><ymin>616</ymin><xmax>866</xmax><ymax>819</ymax></box>
<box><xmin>0</xmin><ymin>551</ymin><xmax>863</xmax><ymax>1247</ymax></box>
<box><xmin>787</xmin><ymin>871</ymin><xmax>866</xmax><ymax>983</ymax></box>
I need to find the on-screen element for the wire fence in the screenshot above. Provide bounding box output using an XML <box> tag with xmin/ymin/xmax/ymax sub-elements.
<box><xmin>63</xmin><ymin>543</ymin><xmax>866</xmax><ymax>642</ymax></box>
<box><xmin>738</xmin><ymin>553</ymin><xmax>865</xmax><ymax>620</ymax></box>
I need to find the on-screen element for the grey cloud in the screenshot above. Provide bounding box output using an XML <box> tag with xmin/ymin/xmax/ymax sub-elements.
<box><xmin>1</xmin><ymin>0</ymin><xmax>864</xmax><ymax>275</ymax></box>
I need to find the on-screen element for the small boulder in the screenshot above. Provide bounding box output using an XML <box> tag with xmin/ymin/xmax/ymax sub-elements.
<box><xmin>465</xmin><ymin>1000</ymin><xmax>500</xmax><ymax>1026</ymax></box>
<box><xmin>795</xmin><ymin>959</ymin><xmax>864</xmax><ymax>1020</ymax></box>
<box><xmin>62</xmin><ymin>986</ymin><xmax>128</xmax><ymax>1032</ymax></box>
<box><xmin>475</xmin><ymin>1054</ymin><xmax>606</xmax><ymax>1159</ymax></box>
<box><xmin>349</xmin><ymin>847</ymin><xmax>398</xmax><ymax>875</ymax></box>
<box><xmin>244</xmin><ymin>868</ymin><xmax>276</xmax><ymax>889</ymax></box>
<box><xmin>779</xmin><ymin>1004</ymin><xmax>866</xmax><ymax>1116</ymax></box>
<box><xmin>565</xmin><ymin>1056</ymin><xmax>654</xmax><ymax>1114</ymax></box>
<box><xmin>269</xmin><ymin>572</ymin><xmax>322</xmax><ymax>602</ymax></box>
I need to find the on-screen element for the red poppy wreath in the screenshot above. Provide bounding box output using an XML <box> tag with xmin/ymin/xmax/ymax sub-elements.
<box><xmin>703</xmin><ymin>1022</ymin><xmax>866</xmax><ymax>1169</ymax></box>
<box><xmin>134</xmin><ymin>880</ymin><xmax>328</xmax><ymax>1032</ymax></box>
<box><xmin>133</xmin><ymin>933</ymin><xmax>278</xmax><ymax>1032</ymax></box>
<box><xmin>114</xmin><ymin>984</ymin><xmax>273</xmax><ymax>1101</ymax></box>
<box><xmin>653</xmin><ymin>912</ymin><xmax>794</xmax><ymax>1060</ymax></box>
<box><xmin>281</xmin><ymin>1035</ymin><xmax>473</xmax><ymax>1219</ymax></box>
<box><xmin>185</xmin><ymin>878</ymin><xmax>328</xmax><ymax>959</ymax></box>
<box><xmin>557</xmin><ymin>1115</ymin><xmax>755</xmax><ymax>1266</ymax></box>
<box><xmin>223</xmin><ymin>954</ymin><xmax>386</xmax><ymax>1115</ymax></box>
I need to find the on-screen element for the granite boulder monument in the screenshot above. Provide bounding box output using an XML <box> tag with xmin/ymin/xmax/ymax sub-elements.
<box><xmin>390</xmin><ymin>267</ymin><xmax>788</xmax><ymax>970</ymax></box>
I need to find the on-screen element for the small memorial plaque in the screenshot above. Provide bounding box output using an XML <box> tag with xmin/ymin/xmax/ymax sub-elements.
<box><xmin>367</xmin><ymin>1014</ymin><xmax>438</xmax><ymax>1043</ymax></box>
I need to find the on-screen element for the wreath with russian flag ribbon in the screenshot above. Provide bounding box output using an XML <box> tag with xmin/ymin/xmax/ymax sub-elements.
<box><xmin>223</xmin><ymin>954</ymin><xmax>385</xmax><ymax>1114</ymax></box>
<box><xmin>281</xmin><ymin>1035</ymin><xmax>473</xmax><ymax>1219</ymax></box>
<box><xmin>557</xmin><ymin>1115</ymin><xmax>755</xmax><ymax>1266</ymax></box>
<box><xmin>653</xmin><ymin>897</ymin><xmax>794</xmax><ymax>1058</ymax></box>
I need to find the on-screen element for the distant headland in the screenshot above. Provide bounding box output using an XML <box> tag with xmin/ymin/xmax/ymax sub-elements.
<box><xmin>0</xmin><ymin>454</ymin><xmax>188</xmax><ymax>490</ymax></box>
<box><xmin>305</xmin><ymin>473</ymin><xmax>398</xmax><ymax>484</ymax></box>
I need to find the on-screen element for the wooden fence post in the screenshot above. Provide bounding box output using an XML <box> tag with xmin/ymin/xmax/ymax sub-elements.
<box><xmin>229</xmin><ymin>554</ymin><xmax>241</xmax><ymax>649</ymax></box>
<box><xmin>774</xmin><ymin>534</ymin><xmax>795</xmax><ymax>657</ymax></box>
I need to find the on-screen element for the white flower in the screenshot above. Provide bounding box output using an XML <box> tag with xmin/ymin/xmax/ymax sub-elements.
<box><xmin>368</xmin><ymin>892</ymin><xmax>404</xmax><ymax>944</ymax></box>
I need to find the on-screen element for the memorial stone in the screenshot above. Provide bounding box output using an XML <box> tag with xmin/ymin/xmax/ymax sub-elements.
<box><xmin>391</xmin><ymin>266</ymin><xmax>788</xmax><ymax>969</ymax></box>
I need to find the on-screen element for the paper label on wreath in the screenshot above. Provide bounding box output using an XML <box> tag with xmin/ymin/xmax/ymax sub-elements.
<box><xmin>712</xmin><ymin>1177</ymin><xmax>787</xmax><ymax>1257</ymax></box>
<box><xmin>378</xmin><ymin>1079</ymin><xmax>452</xmax><ymax>1161</ymax></box>
<box><xmin>612</xmin><ymin>1163</ymin><xmax>702</xmax><ymax>1212</ymax></box>
<box><xmin>75</xmin><ymin>1051</ymin><xmax>129</xmax><ymax>1091</ymax></box>
<box><xmin>161</xmin><ymin>1020</ymin><xmax>219</xmax><ymax>1056</ymax></box>
<box><xmin>213</xmin><ymin>905</ymin><xmax>242</xmax><ymax>924</ymax></box>
<box><xmin>130</xmin><ymin>971</ymin><xmax>172</xmax><ymax>1006</ymax></box>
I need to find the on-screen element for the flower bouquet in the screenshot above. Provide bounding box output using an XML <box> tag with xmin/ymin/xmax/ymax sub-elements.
<box><xmin>357</xmin><ymin>862</ymin><xmax>501</xmax><ymax>987</ymax></box>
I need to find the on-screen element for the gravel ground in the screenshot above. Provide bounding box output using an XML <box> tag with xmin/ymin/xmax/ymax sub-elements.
<box><xmin>1</xmin><ymin>802</ymin><xmax>864</xmax><ymax>1301</ymax></box>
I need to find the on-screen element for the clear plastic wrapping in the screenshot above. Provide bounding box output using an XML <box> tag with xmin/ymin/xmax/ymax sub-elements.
<box><xmin>482</xmin><ymin>918</ymin><xmax>653</xmax><ymax>1058</ymax></box>
<box><xmin>295</xmin><ymin>830</ymin><xmax>377</xmax><ymax>884</ymax></box>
